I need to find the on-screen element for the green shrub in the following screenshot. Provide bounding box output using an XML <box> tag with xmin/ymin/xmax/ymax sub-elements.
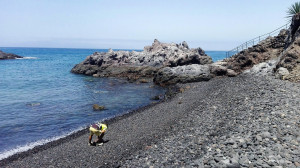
<box><xmin>287</xmin><ymin>2</ymin><xmax>300</xmax><ymax>18</ymax></box>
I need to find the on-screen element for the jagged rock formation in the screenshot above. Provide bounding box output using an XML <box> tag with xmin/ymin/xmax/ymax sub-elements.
<box><xmin>224</xmin><ymin>30</ymin><xmax>288</xmax><ymax>74</ymax></box>
<box><xmin>0</xmin><ymin>50</ymin><xmax>22</xmax><ymax>60</ymax></box>
<box><xmin>71</xmin><ymin>39</ymin><xmax>213</xmax><ymax>82</ymax></box>
<box><xmin>275</xmin><ymin>13</ymin><xmax>300</xmax><ymax>82</ymax></box>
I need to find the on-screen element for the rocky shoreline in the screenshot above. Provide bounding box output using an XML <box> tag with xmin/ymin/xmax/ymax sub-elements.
<box><xmin>0</xmin><ymin>50</ymin><xmax>22</xmax><ymax>60</ymax></box>
<box><xmin>1</xmin><ymin>73</ymin><xmax>299</xmax><ymax>168</ymax></box>
<box><xmin>71</xmin><ymin>39</ymin><xmax>231</xmax><ymax>86</ymax></box>
<box><xmin>121</xmin><ymin>74</ymin><xmax>300</xmax><ymax>168</ymax></box>
<box><xmin>2</xmin><ymin>9</ymin><xmax>300</xmax><ymax>168</ymax></box>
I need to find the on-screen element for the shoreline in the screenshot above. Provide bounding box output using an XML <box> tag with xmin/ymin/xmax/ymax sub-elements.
<box><xmin>0</xmin><ymin>84</ymin><xmax>179</xmax><ymax>166</ymax></box>
<box><xmin>1</xmin><ymin>74</ymin><xmax>299</xmax><ymax>167</ymax></box>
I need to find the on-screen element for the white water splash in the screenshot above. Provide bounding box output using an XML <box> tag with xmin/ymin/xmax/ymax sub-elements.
<box><xmin>16</xmin><ymin>57</ymin><xmax>38</xmax><ymax>59</ymax></box>
<box><xmin>0</xmin><ymin>126</ymin><xmax>86</xmax><ymax>161</ymax></box>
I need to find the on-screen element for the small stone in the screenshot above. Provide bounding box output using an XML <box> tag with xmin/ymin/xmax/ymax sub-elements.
<box><xmin>139</xmin><ymin>79</ymin><xmax>149</xmax><ymax>83</ymax></box>
<box><xmin>256</xmin><ymin>135</ymin><xmax>263</xmax><ymax>141</ymax></box>
<box><xmin>151</xmin><ymin>95</ymin><xmax>160</xmax><ymax>100</ymax></box>
<box><xmin>93</xmin><ymin>104</ymin><xmax>105</xmax><ymax>111</ymax></box>
<box><xmin>226</xmin><ymin>163</ymin><xmax>240</xmax><ymax>168</ymax></box>
<box><xmin>239</xmin><ymin>156</ymin><xmax>250</xmax><ymax>166</ymax></box>
<box><xmin>261</xmin><ymin>131</ymin><xmax>271</xmax><ymax>138</ymax></box>
<box><xmin>294</xmin><ymin>162</ymin><xmax>300</xmax><ymax>167</ymax></box>
<box><xmin>220</xmin><ymin>159</ymin><xmax>230</xmax><ymax>165</ymax></box>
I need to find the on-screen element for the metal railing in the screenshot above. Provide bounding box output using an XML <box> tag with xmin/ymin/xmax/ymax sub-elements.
<box><xmin>226</xmin><ymin>22</ymin><xmax>291</xmax><ymax>58</ymax></box>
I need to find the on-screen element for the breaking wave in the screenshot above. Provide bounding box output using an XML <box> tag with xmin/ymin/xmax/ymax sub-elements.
<box><xmin>0</xmin><ymin>126</ymin><xmax>85</xmax><ymax>161</ymax></box>
<box><xmin>16</xmin><ymin>57</ymin><xmax>38</xmax><ymax>59</ymax></box>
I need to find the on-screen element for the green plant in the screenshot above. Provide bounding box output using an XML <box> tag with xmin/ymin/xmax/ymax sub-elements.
<box><xmin>287</xmin><ymin>2</ymin><xmax>300</xmax><ymax>18</ymax></box>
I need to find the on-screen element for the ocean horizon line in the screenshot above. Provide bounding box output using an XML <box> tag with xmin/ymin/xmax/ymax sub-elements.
<box><xmin>0</xmin><ymin>46</ymin><xmax>228</xmax><ymax>52</ymax></box>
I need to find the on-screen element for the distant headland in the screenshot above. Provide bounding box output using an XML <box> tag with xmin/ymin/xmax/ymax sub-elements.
<box><xmin>0</xmin><ymin>50</ymin><xmax>22</xmax><ymax>60</ymax></box>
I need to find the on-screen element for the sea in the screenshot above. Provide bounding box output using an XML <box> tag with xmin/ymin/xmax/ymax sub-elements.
<box><xmin>0</xmin><ymin>47</ymin><xmax>226</xmax><ymax>160</ymax></box>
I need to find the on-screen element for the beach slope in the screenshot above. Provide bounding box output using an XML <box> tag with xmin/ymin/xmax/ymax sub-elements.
<box><xmin>1</xmin><ymin>74</ymin><xmax>299</xmax><ymax>167</ymax></box>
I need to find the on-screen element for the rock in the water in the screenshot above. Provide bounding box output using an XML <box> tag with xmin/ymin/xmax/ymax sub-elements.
<box><xmin>93</xmin><ymin>104</ymin><xmax>105</xmax><ymax>111</ymax></box>
<box><xmin>0</xmin><ymin>50</ymin><xmax>23</xmax><ymax>60</ymax></box>
<box><xmin>71</xmin><ymin>39</ymin><xmax>213</xmax><ymax>83</ymax></box>
<box><xmin>150</xmin><ymin>95</ymin><xmax>160</xmax><ymax>100</ymax></box>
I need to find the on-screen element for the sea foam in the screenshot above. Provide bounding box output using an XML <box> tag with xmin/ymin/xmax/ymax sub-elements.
<box><xmin>16</xmin><ymin>57</ymin><xmax>38</xmax><ymax>59</ymax></box>
<box><xmin>0</xmin><ymin>126</ymin><xmax>85</xmax><ymax>161</ymax></box>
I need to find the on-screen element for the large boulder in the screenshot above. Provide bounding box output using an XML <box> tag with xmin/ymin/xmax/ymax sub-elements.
<box><xmin>243</xmin><ymin>60</ymin><xmax>277</xmax><ymax>76</ymax></box>
<box><xmin>153</xmin><ymin>64</ymin><xmax>212</xmax><ymax>86</ymax></box>
<box><xmin>0</xmin><ymin>50</ymin><xmax>22</xmax><ymax>60</ymax></box>
<box><xmin>210</xmin><ymin>61</ymin><xmax>238</xmax><ymax>77</ymax></box>
<box><xmin>71</xmin><ymin>39</ymin><xmax>213</xmax><ymax>82</ymax></box>
<box><xmin>275</xmin><ymin>67</ymin><xmax>290</xmax><ymax>79</ymax></box>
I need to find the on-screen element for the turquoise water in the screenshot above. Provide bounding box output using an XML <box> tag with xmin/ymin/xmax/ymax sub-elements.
<box><xmin>206</xmin><ymin>51</ymin><xmax>227</xmax><ymax>62</ymax></box>
<box><xmin>0</xmin><ymin>47</ymin><xmax>226</xmax><ymax>160</ymax></box>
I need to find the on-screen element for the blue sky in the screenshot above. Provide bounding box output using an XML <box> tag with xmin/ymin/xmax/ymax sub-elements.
<box><xmin>0</xmin><ymin>0</ymin><xmax>298</xmax><ymax>50</ymax></box>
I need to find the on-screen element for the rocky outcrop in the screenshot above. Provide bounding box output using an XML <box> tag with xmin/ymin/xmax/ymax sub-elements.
<box><xmin>71</xmin><ymin>39</ymin><xmax>213</xmax><ymax>83</ymax></box>
<box><xmin>275</xmin><ymin>13</ymin><xmax>300</xmax><ymax>82</ymax></box>
<box><xmin>224</xmin><ymin>30</ymin><xmax>288</xmax><ymax>74</ymax></box>
<box><xmin>224</xmin><ymin>14</ymin><xmax>300</xmax><ymax>83</ymax></box>
<box><xmin>0</xmin><ymin>50</ymin><xmax>22</xmax><ymax>60</ymax></box>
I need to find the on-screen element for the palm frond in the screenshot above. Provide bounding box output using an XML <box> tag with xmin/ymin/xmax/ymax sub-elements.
<box><xmin>286</xmin><ymin>2</ymin><xmax>300</xmax><ymax>18</ymax></box>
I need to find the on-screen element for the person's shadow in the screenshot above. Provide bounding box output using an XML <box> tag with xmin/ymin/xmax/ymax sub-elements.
<box><xmin>102</xmin><ymin>140</ymin><xmax>109</xmax><ymax>143</ymax></box>
<box><xmin>94</xmin><ymin>140</ymin><xmax>109</xmax><ymax>146</ymax></box>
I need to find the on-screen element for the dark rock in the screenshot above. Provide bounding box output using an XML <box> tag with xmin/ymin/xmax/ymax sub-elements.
<box><xmin>93</xmin><ymin>104</ymin><xmax>105</xmax><ymax>111</ymax></box>
<box><xmin>210</xmin><ymin>65</ymin><xmax>228</xmax><ymax>76</ymax></box>
<box><xmin>226</xmin><ymin>163</ymin><xmax>241</xmax><ymax>168</ymax></box>
<box><xmin>0</xmin><ymin>50</ymin><xmax>23</xmax><ymax>60</ymax></box>
<box><xmin>182</xmin><ymin>41</ymin><xmax>189</xmax><ymax>49</ymax></box>
<box><xmin>151</xmin><ymin>95</ymin><xmax>160</xmax><ymax>100</ymax></box>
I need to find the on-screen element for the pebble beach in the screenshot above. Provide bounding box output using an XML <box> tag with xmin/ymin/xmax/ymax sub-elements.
<box><xmin>1</xmin><ymin>73</ymin><xmax>299</xmax><ymax>167</ymax></box>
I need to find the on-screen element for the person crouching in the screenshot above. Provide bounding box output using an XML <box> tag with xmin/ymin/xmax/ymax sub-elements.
<box><xmin>88</xmin><ymin>122</ymin><xmax>107</xmax><ymax>146</ymax></box>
